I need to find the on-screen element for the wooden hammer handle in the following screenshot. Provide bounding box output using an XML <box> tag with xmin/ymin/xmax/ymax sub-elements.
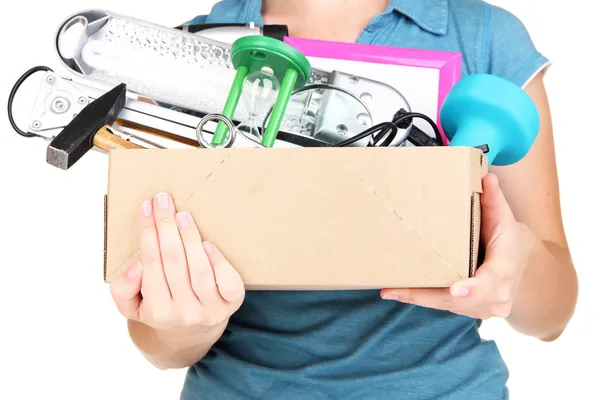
<box><xmin>93</xmin><ymin>126</ymin><xmax>144</xmax><ymax>151</ymax></box>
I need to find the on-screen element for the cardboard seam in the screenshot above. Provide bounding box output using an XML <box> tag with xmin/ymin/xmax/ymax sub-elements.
<box><xmin>331</xmin><ymin>151</ymin><xmax>453</xmax><ymax>268</ymax></box>
<box><xmin>108</xmin><ymin>249</ymin><xmax>140</xmax><ymax>282</ymax></box>
<box><xmin>467</xmin><ymin>154</ymin><xmax>484</xmax><ymax>277</ymax></box>
<box><xmin>183</xmin><ymin>152</ymin><xmax>232</xmax><ymax>204</ymax></box>
<box><xmin>469</xmin><ymin>193</ymin><xmax>476</xmax><ymax>278</ymax></box>
<box><xmin>103</xmin><ymin>194</ymin><xmax>108</xmax><ymax>282</ymax></box>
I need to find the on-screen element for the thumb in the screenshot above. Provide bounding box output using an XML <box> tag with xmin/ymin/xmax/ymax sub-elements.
<box><xmin>109</xmin><ymin>261</ymin><xmax>143</xmax><ymax>320</ymax></box>
<box><xmin>450</xmin><ymin>265</ymin><xmax>496</xmax><ymax>300</ymax></box>
<box><xmin>202</xmin><ymin>242</ymin><xmax>245</xmax><ymax>305</ymax></box>
<box><xmin>480</xmin><ymin>173</ymin><xmax>515</xmax><ymax>242</ymax></box>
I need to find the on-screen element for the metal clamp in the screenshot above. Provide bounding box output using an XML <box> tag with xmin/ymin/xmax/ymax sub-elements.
<box><xmin>261</xmin><ymin>83</ymin><xmax>376</xmax><ymax>146</ymax></box>
<box><xmin>261</xmin><ymin>83</ymin><xmax>373</xmax><ymax>133</ymax></box>
<box><xmin>196</xmin><ymin>113</ymin><xmax>237</xmax><ymax>148</ymax></box>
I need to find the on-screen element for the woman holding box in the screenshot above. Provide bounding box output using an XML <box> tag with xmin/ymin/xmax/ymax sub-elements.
<box><xmin>109</xmin><ymin>1</ymin><xmax>578</xmax><ymax>398</ymax></box>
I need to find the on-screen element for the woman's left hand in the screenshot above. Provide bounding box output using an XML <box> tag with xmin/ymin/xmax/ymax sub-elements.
<box><xmin>381</xmin><ymin>173</ymin><xmax>537</xmax><ymax>320</ymax></box>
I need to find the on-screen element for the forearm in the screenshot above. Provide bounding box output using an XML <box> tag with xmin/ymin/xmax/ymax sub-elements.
<box><xmin>127</xmin><ymin>319</ymin><xmax>227</xmax><ymax>369</ymax></box>
<box><xmin>507</xmin><ymin>235</ymin><xmax>578</xmax><ymax>341</ymax></box>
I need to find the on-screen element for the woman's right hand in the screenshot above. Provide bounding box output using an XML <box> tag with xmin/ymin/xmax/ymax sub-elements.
<box><xmin>109</xmin><ymin>192</ymin><xmax>245</xmax><ymax>335</ymax></box>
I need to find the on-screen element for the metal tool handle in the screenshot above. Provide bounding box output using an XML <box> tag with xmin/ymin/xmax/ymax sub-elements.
<box><xmin>93</xmin><ymin>126</ymin><xmax>144</xmax><ymax>151</ymax></box>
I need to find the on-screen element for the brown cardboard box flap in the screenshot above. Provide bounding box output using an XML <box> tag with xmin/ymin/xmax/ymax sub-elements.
<box><xmin>105</xmin><ymin>146</ymin><xmax>487</xmax><ymax>289</ymax></box>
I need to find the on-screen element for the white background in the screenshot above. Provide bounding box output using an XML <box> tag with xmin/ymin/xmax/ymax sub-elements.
<box><xmin>1</xmin><ymin>1</ymin><xmax>598</xmax><ymax>399</ymax></box>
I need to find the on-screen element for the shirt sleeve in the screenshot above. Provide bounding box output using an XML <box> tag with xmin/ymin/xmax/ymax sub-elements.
<box><xmin>483</xmin><ymin>4</ymin><xmax>551</xmax><ymax>87</ymax></box>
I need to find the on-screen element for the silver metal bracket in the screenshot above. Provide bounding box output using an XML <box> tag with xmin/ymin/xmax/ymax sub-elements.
<box><xmin>28</xmin><ymin>72</ymin><xmax>89</xmax><ymax>140</ymax></box>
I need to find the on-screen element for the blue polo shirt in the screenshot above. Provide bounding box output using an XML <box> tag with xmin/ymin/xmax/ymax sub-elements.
<box><xmin>180</xmin><ymin>1</ymin><xmax>550</xmax><ymax>399</ymax></box>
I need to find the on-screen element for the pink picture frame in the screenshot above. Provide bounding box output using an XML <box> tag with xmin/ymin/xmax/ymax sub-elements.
<box><xmin>284</xmin><ymin>37</ymin><xmax>463</xmax><ymax>145</ymax></box>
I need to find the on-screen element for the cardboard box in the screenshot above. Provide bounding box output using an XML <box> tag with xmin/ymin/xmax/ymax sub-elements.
<box><xmin>104</xmin><ymin>146</ymin><xmax>487</xmax><ymax>289</ymax></box>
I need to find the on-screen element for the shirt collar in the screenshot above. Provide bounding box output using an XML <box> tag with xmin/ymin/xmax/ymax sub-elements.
<box><xmin>392</xmin><ymin>0</ymin><xmax>449</xmax><ymax>35</ymax></box>
<box><xmin>242</xmin><ymin>0</ymin><xmax>449</xmax><ymax>35</ymax></box>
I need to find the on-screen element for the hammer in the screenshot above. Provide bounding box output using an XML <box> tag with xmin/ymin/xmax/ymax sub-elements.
<box><xmin>46</xmin><ymin>83</ymin><xmax>143</xmax><ymax>170</ymax></box>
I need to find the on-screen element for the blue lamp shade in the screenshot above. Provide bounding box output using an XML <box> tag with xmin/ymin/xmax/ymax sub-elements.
<box><xmin>440</xmin><ymin>74</ymin><xmax>540</xmax><ymax>166</ymax></box>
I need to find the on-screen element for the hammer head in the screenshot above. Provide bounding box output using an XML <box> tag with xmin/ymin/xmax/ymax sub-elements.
<box><xmin>46</xmin><ymin>83</ymin><xmax>127</xmax><ymax>170</ymax></box>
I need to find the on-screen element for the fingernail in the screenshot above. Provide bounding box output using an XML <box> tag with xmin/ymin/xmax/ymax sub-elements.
<box><xmin>451</xmin><ymin>286</ymin><xmax>470</xmax><ymax>297</ymax></box>
<box><xmin>203</xmin><ymin>241</ymin><xmax>215</xmax><ymax>254</ymax></box>
<box><xmin>176</xmin><ymin>212</ymin><xmax>191</xmax><ymax>229</ymax></box>
<box><xmin>127</xmin><ymin>261</ymin><xmax>142</xmax><ymax>279</ymax></box>
<box><xmin>381</xmin><ymin>293</ymin><xmax>400</xmax><ymax>301</ymax></box>
<box><xmin>156</xmin><ymin>193</ymin><xmax>170</xmax><ymax>209</ymax></box>
<box><xmin>141</xmin><ymin>201</ymin><xmax>152</xmax><ymax>217</ymax></box>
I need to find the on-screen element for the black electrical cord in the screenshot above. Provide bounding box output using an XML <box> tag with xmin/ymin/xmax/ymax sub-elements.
<box><xmin>8</xmin><ymin>65</ymin><xmax>53</xmax><ymax>138</ymax></box>
<box><xmin>333</xmin><ymin>109</ymin><xmax>443</xmax><ymax>147</ymax></box>
<box><xmin>394</xmin><ymin>110</ymin><xmax>444</xmax><ymax>145</ymax></box>
<box><xmin>174</xmin><ymin>22</ymin><xmax>247</xmax><ymax>32</ymax></box>
<box><xmin>333</xmin><ymin>121</ymin><xmax>396</xmax><ymax>147</ymax></box>
<box><xmin>372</xmin><ymin>122</ymin><xmax>398</xmax><ymax>147</ymax></box>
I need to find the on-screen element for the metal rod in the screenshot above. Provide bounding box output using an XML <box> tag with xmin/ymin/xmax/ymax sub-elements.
<box><xmin>114</xmin><ymin>119</ymin><xmax>200</xmax><ymax>147</ymax></box>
